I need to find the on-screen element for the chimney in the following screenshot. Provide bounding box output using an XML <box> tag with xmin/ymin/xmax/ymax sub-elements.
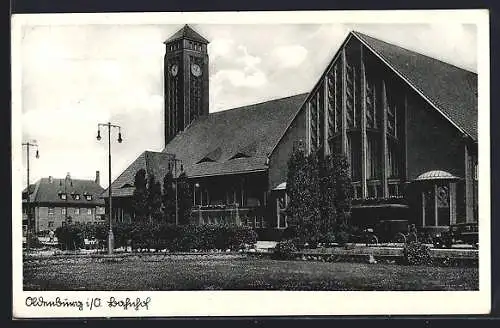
<box><xmin>95</xmin><ymin>170</ymin><xmax>100</xmax><ymax>185</ymax></box>
<box><xmin>66</xmin><ymin>172</ymin><xmax>71</xmax><ymax>180</ymax></box>
<box><xmin>48</xmin><ymin>176</ymin><xmax>53</xmax><ymax>183</ymax></box>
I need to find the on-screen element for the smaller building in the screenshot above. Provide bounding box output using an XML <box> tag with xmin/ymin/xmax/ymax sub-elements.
<box><xmin>22</xmin><ymin>171</ymin><xmax>106</xmax><ymax>233</ymax></box>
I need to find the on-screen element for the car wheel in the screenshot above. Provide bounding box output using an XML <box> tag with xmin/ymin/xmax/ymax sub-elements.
<box><xmin>366</xmin><ymin>235</ymin><xmax>378</xmax><ymax>246</ymax></box>
<box><xmin>394</xmin><ymin>232</ymin><xmax>406</xmax><ymax>244</ymax></box>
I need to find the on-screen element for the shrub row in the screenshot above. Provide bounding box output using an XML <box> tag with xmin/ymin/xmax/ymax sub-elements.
<box><xmin>55</xmin><ymin>223</ymin><xmax>258</xmax><ymax>252</ymax></box>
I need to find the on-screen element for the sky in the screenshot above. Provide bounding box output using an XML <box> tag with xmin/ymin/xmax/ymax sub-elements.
<box><xmin>16</xmin><ymin>17</ymin><xmax>479</xmax><ymax>189</ymax></box>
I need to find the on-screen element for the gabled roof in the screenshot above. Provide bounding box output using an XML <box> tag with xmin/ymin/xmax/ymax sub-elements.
<box><xmin>22</xmin><ymin>184</ymin><xmax>36</xmax><ymax>201</ymax></box>
<box><xmin>23</xmin><ymin>177</ymin><xmax>105</xmax><ymax>206</ymax></box>
<box><xmin>102</xmin><ymin>151</ymin><xmax>176</xmax><ymax>198</ymax></box>
<box><xmin>163</xmin><ymin>93</ymin><xmax>309</xmax><ymax>178</ymax></box>
<box><xmin>164</xmin><ymin>24</ymin><xmax>209</xmax><ymax>44</ymax></box>
<box><xmin>352</xmin><ymin>31</ymin><xmax>478</xmax><ymax>141</ymax></box>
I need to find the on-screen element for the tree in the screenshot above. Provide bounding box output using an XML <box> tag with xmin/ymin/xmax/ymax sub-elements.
<box><xmin>132</xmin><ymin>169</ymin><xmax>148</xmax><ymax>222</ymax></box>
<box><xmin>176</xmin><ymin>172</ymin><xmax>193</xmax><ymax>225</ymax></box>
<box><xmin>285</xmin><ymin>146</ymin><xmax>321</xmax><ymax>244</ymax></box>
<box><xmin>318</xmin><ymin>153</ymin><xmax>338</xmax><ymax>235</ymax></box>
<box><xmin>330</xmin><ymin>154</ymin><xmax>354</xmax><ymax>224</ymax></box>
<box><xmin>285</xmin><ymin>145</ymin><xmax>353</xmax><ymax>245</ymax></box>
<box><xmin>162</xmin><ymin>171</ymin><xmax>175</xmax><ymax>224</ymax></box>
<box><xmin>147</xmin><ymin>174</ymin><xmax>163</xmax><ymax>223</ymax></box>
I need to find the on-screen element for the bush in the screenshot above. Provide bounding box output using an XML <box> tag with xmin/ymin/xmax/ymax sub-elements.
<box><xmin>53</xmin><ymin>222</ymin><xmax>258</xmax><ymax>252</ymax></box>
<box><xmin>403</xmin><ymin>241</ymin><xmax>432</xmax><ymax>265</ymax></box>
<box><xmin>273</xmin><ymin>240</ymin><xmax>298</xmax><ymax>260</ymax></box>
<box><xmin>55</xmin><ymin>224</ymin><xmax>85</xmax><ymax>250</ymax></box>
<box><xmin>321</xmin><ymin>231</ymin><xmax>337</xmax><ymax>246</ymax></box>
<box><xmin>25</xmin><ymin>233</ymin><xmax>43</xmax><ymax>249</ymax></box>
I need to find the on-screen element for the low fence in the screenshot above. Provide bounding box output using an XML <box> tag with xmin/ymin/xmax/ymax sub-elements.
<box><xmin>247</xmin><ymin>245</ymin><xmax>479</xmax><ymax>267</ymax></box>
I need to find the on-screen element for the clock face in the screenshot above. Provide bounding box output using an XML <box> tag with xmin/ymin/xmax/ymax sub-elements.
<box><xmin>191</xmin><ymin>63</ymin><xmax>202</xmax><ymax>77</ymax></box>
<box><xmin>170</xmin><ymin>64</ymin><xmax>178</xmax><ymax>77</ymax></box>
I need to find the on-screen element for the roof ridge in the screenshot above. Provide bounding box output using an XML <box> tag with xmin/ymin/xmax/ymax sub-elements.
<box><xmin>209</xmin><ymin>93</ymin><xmax>309</xmax><ymax>116</ymax></box>
<box><xmin>102</xmin><ymin>150</ymin><xmax>147</xmax><ymax>194</ymax></box>
<box><xmin>351</xmin><ymin>30</ymin><xmax>477</xmax><ymax>75</ymax></box>
<box><xmin>351</xmin><ymin>30</ymin><xmax>477</xmax><ymax>140</ymax></box>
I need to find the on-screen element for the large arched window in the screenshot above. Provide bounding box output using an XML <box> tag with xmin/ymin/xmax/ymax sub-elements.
<box><xmin>386</xmin><ymin>81</ymin><xmax>405</xmax><ymax>198</ymax></box>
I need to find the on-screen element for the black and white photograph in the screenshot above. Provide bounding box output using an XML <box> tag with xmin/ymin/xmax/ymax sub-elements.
<box><xmin>12</xmin><ymin>10</ymin><xmax>490</xmax><ymax>317</ymax></box>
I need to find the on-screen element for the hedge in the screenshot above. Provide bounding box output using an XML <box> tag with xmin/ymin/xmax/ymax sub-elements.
<box><xmin>55</xmin><ymin>222</ymin><xmax>258</xmax><ymax>252</ymax></box>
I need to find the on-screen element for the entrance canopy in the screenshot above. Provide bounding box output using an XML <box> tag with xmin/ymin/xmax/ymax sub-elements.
<box><xmin>414</xmin><ymin>170</ymin><xmax>461</xmax><ymax>182</ymax></box>
<box><xmin>272</xmin><ymin>182</ymin><xmax>287</xmax><ymax>191</ymax></box>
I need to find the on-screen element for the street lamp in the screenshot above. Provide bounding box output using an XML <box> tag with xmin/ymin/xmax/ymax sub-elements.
<box><xmin>194</xmin><ymin>182</ymin><xmax>200</xmax><ymax>206</ymax></box>
<box><xmin>22</xmin><ymin>140</ymin><xmax>39</xmax><ymax>251</ymax></box>
<box><xmin>96</xmin><ymin>122</ymin><xmax>123</xmax><ymax>255</ymax></box>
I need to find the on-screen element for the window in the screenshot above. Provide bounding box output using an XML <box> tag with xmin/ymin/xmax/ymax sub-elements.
<box><xmin>85</xmin><ymin>195</ymin><xmax>93</xmax><ymax>201</ymax></box>
<box><xmin>48</xmin><ymin>221</ymin><xmax>54</xmax><ymax>228</ymax></box>
<box><xmin>309</xmin><ymin>95</ymin><xmax>319</xmax><ymax>151</ymax></box>
<box><xmin>367</xmin><ymin>183</ymin><xmax>383</xmax><ymax>199</ymax></box>
<box><xmin>87</xmin><ymin>208</ymin><xmax>92</xmax><ymax>215</ymax></box>
<box><xmin>74</xmin><ymin>208</ymin><xmax>80</xmax><ymax>215</ymax></box>
<box><xmin>345</xmin><ymin>63</ymin><xmax>355</xmax><ymax>128</ymax></box>
<box><xmin>61</xmin><ymin>207</ymin><xmax>66</xmax><ymax>216</ymax></box>
<box><xmin>48</xmin><ymin>207</ymin><xmax>54</xmax><ymax>215</ymax></box>
<box><xmin>388</xmin><ymin>183</ymin><xmax>403</xmax><ymax>198</ymax></box>
<box><xmin>367</xmin><ymin>134</ymin><xmax>381</xmax><ymax>180</ymax></box>
<box><xmin>388</xmin><ymin>140</ymin><xmax>402</xmax><ymax>179</ymax></box>
<box><xmin>96</xmin><ymin>206</ymin><xmax>105</xmax><ymax>215</ymax></box>
<box><xmin>75</xmin><ymin>194</ymin><xmax>81</xmax><ymax>200</ymax></box>
<box><xmin>353</xmin><ymin>184</ymin><xmax>362</xmax><ymax>200</ymax></box>
<box><xmin>60</xmin><ymin>193</ymin><xmax>67</xmax><ymax>200</ymax></box>
<box><xmin>229</xmin><ymin>153</ymin><xmax>250</xmax><ymax>160</ymax></box>
<box><xmin>347</xmin><ymin>133</ymin><xmax>362</xmax><ymax>181</ymax></box>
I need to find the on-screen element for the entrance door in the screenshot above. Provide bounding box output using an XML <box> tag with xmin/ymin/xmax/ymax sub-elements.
<box><xmin>421</xmin><ymin>182</ymin><xmax>456</xmax><ymax>227</ymax></box>
<box><xmin>276</xmin><ymin>193</ymin><xmax>288</xmax><ymax>229</ymax></box>
<box><xmin>436</xmin><ymin>185</ymin><xmax>450</xmax><ymax>226</ymax></box>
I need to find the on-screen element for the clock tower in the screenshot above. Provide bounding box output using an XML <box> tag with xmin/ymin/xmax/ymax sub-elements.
<box><xmin>164</xmin><ymin>25</ymin><xmax>210</xmax><ymax>146</ymax></box>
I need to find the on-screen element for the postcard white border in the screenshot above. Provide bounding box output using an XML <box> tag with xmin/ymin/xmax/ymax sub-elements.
<box><xmin>12</xmin><ymin>9</ymin><xmax>491</xmax><ymax>318</ymax></box>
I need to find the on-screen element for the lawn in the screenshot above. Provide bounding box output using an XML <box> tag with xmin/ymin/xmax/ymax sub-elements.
<box><xmin>23</xmin><ymin>254</ymin><xmax>478</xmax><ymax>291</ymax></box>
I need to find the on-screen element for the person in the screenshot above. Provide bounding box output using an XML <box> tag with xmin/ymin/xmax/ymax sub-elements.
<box><xmin>48</xmin><ymin>229</ymin><xmax>55</xmax><ymax>243</ymax></box>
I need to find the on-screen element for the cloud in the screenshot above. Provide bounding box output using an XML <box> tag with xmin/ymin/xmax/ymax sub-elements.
<box><xmin>236</xmin><ymin>45</ymin><xmax>262</xmax><ymax>68</ymax></box>
<box><xmin>270</xmin><ymin>45</ymin><xmax>308</xmax><ymax>68</ymax></box>
<box><xmin>208</xmin><ymin>38</ymin><xmax>235</xmax><ymax>59</ymax></box>
<box><xmin>212</xmin><ymin>69</ymin><xmax>267</xmax><ymax>88</ymax></box>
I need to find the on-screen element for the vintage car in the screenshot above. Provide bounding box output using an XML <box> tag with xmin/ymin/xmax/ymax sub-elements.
<box><xmin>372</xmin><ymin>219</ymin><xmax>417</xmax><ymax>244</ymax></box>
<box><xmin>432</xmin><ymin>223</ymin><xmax>479</xmax><ymax>248</ymax></box>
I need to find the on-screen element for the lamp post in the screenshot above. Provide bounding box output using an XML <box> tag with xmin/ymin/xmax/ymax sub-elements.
<box><xmin>96</xmin><ymin>122</ymin><xmax>123</xmax><ymax>255</ymax></box>
<box><xmin>194</xmin><ymin>182</ymin><xmax>200</xmax><ymax>206</ymax></box>
<box><xmin>22</xmin><ymin>140</ymin><xmax>39</xmax><ymax>251</ymax></box>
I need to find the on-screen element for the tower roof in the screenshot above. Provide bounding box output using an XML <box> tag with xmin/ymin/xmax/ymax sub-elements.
<box><xmin>164</xmin><ymin>24</ymin><xmax>209</xmax><ymax>44</ymax></box>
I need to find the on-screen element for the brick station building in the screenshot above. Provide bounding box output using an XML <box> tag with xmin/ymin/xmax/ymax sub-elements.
<box><xmin>103</xmin><ymin>25</ymin><xmax>478</xmax><ymax>235</ymax></box>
